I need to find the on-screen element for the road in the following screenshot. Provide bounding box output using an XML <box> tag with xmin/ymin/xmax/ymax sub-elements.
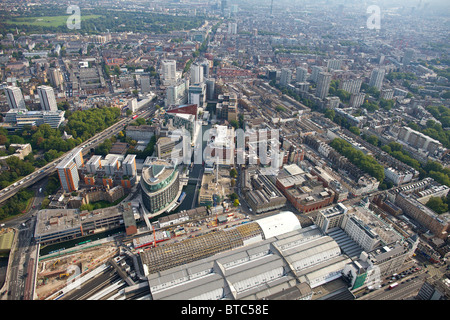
<box><xmin>357</xmin><ymin>264</ymin><xmax>429</xmax><ymax>300</ymax></box>
<box><xmin>0</xmin><ymin>105</ymin><xmax>156</xmax><ymax>205</ymax></box>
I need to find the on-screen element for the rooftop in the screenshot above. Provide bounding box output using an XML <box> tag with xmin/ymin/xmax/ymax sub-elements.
<box><xmin>141</xmin><ymin>159</ymin><xmax>176</xmax><ymax>186</ymax></box>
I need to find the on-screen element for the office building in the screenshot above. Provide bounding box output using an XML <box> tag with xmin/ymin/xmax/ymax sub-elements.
<box><xmin>4</xmin><ymin>86</ymin><xmax>25</xmax><ymax>110</ymax></box>
<box><xmin>190</xmin><ymin>63</ymin><xmax>204</xmax><ymax>84</ymax></box>
<box><xmin>37</xmin><ymin>85</ymin><xmax>58</xmax><ymax>111</ymax></box>
<box><xmin>140</xmin><ymin>159</ymin><xmax>180</xmax><ymax>214</ymax></box>
<box><xmin>204</xmin><ymin>125</ymin><xmax>235</xmax><ymax>165</ymax></box>
<box><xmin>417</xmin><ymin>278</ymin><xmax>450</xmax><ymax>300</ymax></box>
<box><xmin>156</xmin><ymin>137</ymin><xmax>178</xmax><ymax>160</ymax></box>
<box><xmin>161</xmin><ymin>60</ymin><xmax>177</xmax><ymax>86</ymax></box>
<box><xmin>342</xmin><ymin>214</ymin><xmax>381</xmax><ymax>252</ymax></box>
<box><xmin>128</xmin><ymin>98</ymin><xmax>137</xmax><ymax>113</ymax></box>
<box><xmin>216</xmin><ymin>92</ymin><xmax>238</xmax><ymax>122</ymax></box>
<box><xmin>315</xmin><ymin>72</ymin><xmax>332</xmax><ymax>100</ymax></box>
<box><xmin>315</xmin><ymin>203</ymin><xmax>348</xmax><ymax>234</ymax></box>
<box><xmin>165</xmin><ymin>78</ymin><xmax>189</xmax><ymax>106</ymax></box>
<box><xmin>206</xmin><ymin>78</ymin><xmax>216</xmax><ymax>100</ymax></box>
<box><xmin>188</xmin><ymin>82</ymin><xmax>206</xmax><ymax>108</ymax></box>
<box><xmin>369</xmin><ymin>68</ymin><xmax>385</xmax><ymax>91</ymax></box>
<box><xmin>34</xmin><ymin>203</ymin><xmax>134</xmax><ymax>245</ymax></box>
<box><xmin>221</xmin><ymin>0</ymin><xmax>228</xmax><ymax>13</ymax></box>
<box><xmin>4</xmin><ymin>109</ymin><xmax>65</xmax><ymax>129</ymax></box>
<box><xmin>200</xmin><ymin>60</ymin><xmax>210</xmax><ymax>79</ymax></box>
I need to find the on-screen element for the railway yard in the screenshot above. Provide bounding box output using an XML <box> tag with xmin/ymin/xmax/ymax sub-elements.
<box><xmin>34</xmin><ymin>210</ymin><xmax>250</xmax><ymax>300</ymax></box>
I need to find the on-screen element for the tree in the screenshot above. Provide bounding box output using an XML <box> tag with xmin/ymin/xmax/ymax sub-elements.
<box><xmin>229</xmin><ymin>193</ymin><xmax>239</xmax><ymax>201</ymax></box>
<box><xmin>230</xmin><ymin>168</ymin><xmax>238</xmax><ymax>178</ymax></box>
<box><xmin>233</xmin><ymin>199</ymin><xmax>240</xmax><ymax>207</ymax></box>
<box><xmin>324</xmin><ymin>109</ymin><xmax>335</xmax><ymax>121</ymax></box>
<box><xmin>426</xmin><ymin>197</ymin><xmax>448</xmax><ymax>214</ymax></box>
<box><xmin>229</xmin><ymin>120</ymin><xmax>239</xmax><ymax>129</ymax></box>
<box><xmin>349</xmin><ymin>126</ymin><xmax>360</xmax><ymax>135</ymax></box>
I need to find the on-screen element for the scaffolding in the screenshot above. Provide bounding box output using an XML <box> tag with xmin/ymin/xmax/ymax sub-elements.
<box><xmin>141</xmin><ymin>222</ymin><xmax>264</xmax><ymax>274</ymax></box>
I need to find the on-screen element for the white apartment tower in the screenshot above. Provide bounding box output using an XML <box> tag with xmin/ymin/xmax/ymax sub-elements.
<box><xmin>327</xmin><ymin>59</ymin><xmax>342</xmax><ymax>71</ymax></box>
<box><xmin>311</xmin><ymin>66</ymin><xmax>323</xmax><ymax>83</ymax></box>
<box><xmin>369</xmin><ymin>68</ymin><xmax>385</xmax><ymax>91</ymax></box>
<box><xmin>339</xmin><ymin>78</ymin><xmax>362</xmax><ymax>94</ymax></box>
<box><xmin>37</xmin><ymin>85</ymin><xmax>58</xmax><ymax>111</ymax></box>
<box><xmin>4</xmin><ymin>86</ymin><xmax>26</xmax><ymax>110</ymax></box>
<box><xmin>349</xmin><ymin>93</ymin><xmax>366</xmax><ymax>108</ymax></box>
<box><xmin>316</xmin><ymin>72</ymin><xmax>332</xmax><ymax>100</ymax></box>
<box><xmin>296</xmin><ymin>67</ymin><xmax>308</xmax><ymax>83</ymax></box>
<box><xmin>280</xmin><ymin>68</ymin><xmax>292</xmax><ymax>87</ymax></box>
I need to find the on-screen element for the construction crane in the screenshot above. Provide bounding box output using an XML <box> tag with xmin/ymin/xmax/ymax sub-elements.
<box><xmin>58</xmin><ymin>273</ymin><xmax>69</xmax><ymax>279</ymax></box>
<box><xmin>52</xmin><ymin>260</ymin><xmax>60</xmax><ymax>268</ymax></box>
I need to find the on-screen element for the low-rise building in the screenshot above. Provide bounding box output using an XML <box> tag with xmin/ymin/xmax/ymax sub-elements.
<box><xmin>242</xmin><ymin>168</ymin><xmax>286</xmax><ymax>214</ymax></box>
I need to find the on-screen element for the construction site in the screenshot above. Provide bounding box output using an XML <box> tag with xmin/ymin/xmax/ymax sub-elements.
<box><xmin>35</xmin><ymin>243</ymin><xmax>118</xmax><ymax>300</ymax></box>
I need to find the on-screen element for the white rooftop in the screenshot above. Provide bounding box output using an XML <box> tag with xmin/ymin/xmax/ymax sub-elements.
<box><xmin>255</xmin><ymin>211</ymin><xmax>302</xmax><ymax>239</ymax></box>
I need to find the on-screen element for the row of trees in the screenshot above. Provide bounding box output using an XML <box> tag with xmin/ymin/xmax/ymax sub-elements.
<box><xmin>380</xmin><ymin>141</ymin><xmax>421</xmax><ymax>171</ymax></box>
<box><xmin>0</xmin><ymin>189</ymin><xmax>34</xmax><ymax>221</ymax></box>
<box><xmin>329</xmin><ymin>138</ymin><xmax>385</xmax><ymax>182</ymax></box>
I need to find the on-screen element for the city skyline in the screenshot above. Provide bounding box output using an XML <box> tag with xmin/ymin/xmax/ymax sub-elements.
<box><xmin>0</xmin><ymin>0</ymin><xmax>448</xmax><ymax>306</ymax></box>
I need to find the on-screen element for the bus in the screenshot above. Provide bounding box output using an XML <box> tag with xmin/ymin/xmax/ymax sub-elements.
<box><xmin>389</xmin><ymin>282</ymin><xmax>398</xmax><ymax>290</ymax></box>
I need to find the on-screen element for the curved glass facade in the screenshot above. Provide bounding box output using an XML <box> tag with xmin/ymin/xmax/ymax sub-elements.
<box><xmin>143</xmin><ymin>169</ymin><xmax>177</xmax><ymax>192</ymax></box>
<box><xmin>141</xmin><ymin>166</ymin><xmax>180</xmax><ymax>214</ymax></box>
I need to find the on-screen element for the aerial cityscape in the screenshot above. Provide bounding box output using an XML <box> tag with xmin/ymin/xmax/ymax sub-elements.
<box><xmin>0</xmin><ymin>0</ymin><xmax>449</xmax><ymax>306</ymax></box>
